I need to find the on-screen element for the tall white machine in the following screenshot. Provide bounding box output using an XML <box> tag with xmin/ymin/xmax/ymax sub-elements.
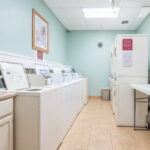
<box><xmin>110</xmin><ymin>34</ymin><xmax>148</xmax><ymax>126</ymax></box>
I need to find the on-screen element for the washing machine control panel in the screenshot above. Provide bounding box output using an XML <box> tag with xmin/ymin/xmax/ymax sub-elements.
<box><xmin>0</xmin><ymin>62</ymin><xmax>29</xmax><ymax>90</ymax></box>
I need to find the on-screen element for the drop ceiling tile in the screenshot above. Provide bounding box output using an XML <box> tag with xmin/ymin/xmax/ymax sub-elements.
<box><xmin>69</xmin><ymin>19</ymin><xmax>86</xmax><ymax>26</ymax></box>
<box><xmin>63</xmin><ymin>24</ymin><xmax>74</xmax><ymax>30</ymax></box>
<box><xmin>138</xmin><ymin>7</ymin><xmax>150</xmax><ymax>18</ymax></box>
<box><xmin>120</xmin><ymin>0</ymin><xmax>144</xmax><ymax>8</ymax></box>
<box><xmin>62</xmin><ymin>8</ymin><xmax>84</xmax><ymax>19</ymax></box>
<box><xmin>50</xmin><ymin>8</ymin><xmax>66</xmax><ymax>19</ymax></box>
<box><xmin>79</xmin><ymin>0</ymin><xmax>109</xmax><ymax>8</ymax></box>
<box><xmin>102</xmin><ymin>19</ymin><xmax>117</xmax><ymax>30</ymax></box>
<box><xmin>43</xmin><ymin>0</ymin><xmax>59</xmax><ymax>8</ymax></box>
<box><xmin>102</xmin><ymin>26</ymin><xmax>116</xmax><ymax>30</ymax></box>
<box><xmin>102</xmin><ymin>18</ymin><xmax>117</xmax><ymax>25</ymax></box>
<box><xmin>116</xmin><ymin>25</ymin><xmax>130</xmax><ymax>30</ymax></box>
<box><xmin>129</xmin><ymin>17</ymin><xmax>145</xmax><ymax>29</ymax></box>
<box><xmin>118</xmin><ymin>7</ymin><xmax>141</xmax><ymax>18</ymax></box>
<box><xmin>50</xmin><ymin>8</ymin><xmax>73</xmax><ymax>28</ymax></box>
<box><xmin>58</xmin><ymin>17</ymin><xmax>69</xmax><ymax>25</ymax></box>
<box><xmin>85</xmin><ymin>19</ymin><xmax>101</xmax><ymax>25</ymax></box>
<box><xmin>87</xmin><ymin>25</ymin><xmax>103</xmax><ymax>30</ymax></box>
<box><xmin>144</xmin><ymin>0</ymin><xmax>150</xmax><ymax>6</ymax></box>
<box><xmin>72</xmin><ymin>25</ymin><xmax>88</xmax><ymax>30</ymax></box>
<box><xmin>87</xmin><ymin>24</ymin><xmax>101</xmax><ymax>28</ymax></box>
<box><xmin>57</xmin><ymin>0</ymin><xmax>80</xmax><ymax>8</ymax></box>
<box><xmin>70</xmin><ymin>21</ymin><xmax>88</xmax><ymax>30</ymax></box>
<box><xmin>85</xmin><ymin>19</ymin><xmax>102</xmax><ymax>30</ymax></box>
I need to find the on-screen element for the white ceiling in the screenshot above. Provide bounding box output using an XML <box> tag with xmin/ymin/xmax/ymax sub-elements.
<box><xmin>43</xmin><ymin>0</ymin><xmax>150</xmax><ymax>30</ymax></box>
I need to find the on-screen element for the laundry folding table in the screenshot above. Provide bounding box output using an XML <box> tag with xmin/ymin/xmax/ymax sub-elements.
<box><xmin>131</xmin><ymin>84</ymin><xmax>150</xmax><ymax>130</ymax></box>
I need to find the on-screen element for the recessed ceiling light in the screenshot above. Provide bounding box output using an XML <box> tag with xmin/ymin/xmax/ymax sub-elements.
<box><xmin>121</xmin><ymin>20</ymin><xmax>129</xmax><ymax>24</ymax></box>
<box><xmin>82</xmin><ymin>8</ymin><xmax>120</xmax><ymax>18</ymax></box>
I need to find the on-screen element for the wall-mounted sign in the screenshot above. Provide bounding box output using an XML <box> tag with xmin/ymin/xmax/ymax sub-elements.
<box><xmin>37</xmin><ymin>50</ymin><xmax>43</xmax><ymax>60</ymax></box>
<box><xmin>122</xmin><ymin>39</ymin><xmax>133</xmax><ymax>50</ymax></box>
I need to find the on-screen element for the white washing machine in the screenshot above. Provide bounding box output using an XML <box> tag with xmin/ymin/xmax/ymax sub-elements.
<box><xmin>0</xmin><ymin>62</ymin><xmax>63</xmax><ymax>150</ymax></box>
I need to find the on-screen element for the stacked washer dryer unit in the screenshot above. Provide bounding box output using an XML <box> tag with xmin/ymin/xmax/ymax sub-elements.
<box><xmin>110</xmin><ymin>34</ymin><xmax>148</xmax><ymax>126</ymax></box>
<box><xmin>0</xmin><ymin>62</ymin><xmax>63</xmax><ymax>150</ymax></box>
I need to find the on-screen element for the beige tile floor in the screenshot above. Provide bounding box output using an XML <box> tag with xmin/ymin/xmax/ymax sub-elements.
<box><xmin>58</xmin><ymin>99</ymin><xmax>150</xmax><ymax>150</ymax></box>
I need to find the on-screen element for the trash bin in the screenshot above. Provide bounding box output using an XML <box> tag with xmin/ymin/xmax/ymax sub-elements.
<box><xmin>101</xmin><ymin>88</ymin><xmax>110</xmax><ymax>100</ymax></box>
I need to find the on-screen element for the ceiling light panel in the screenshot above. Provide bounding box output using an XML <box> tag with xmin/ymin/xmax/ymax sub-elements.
<box><xmin>83</xmin><ymin>8</ymin><xmax>120</xmax><ymax>18</ymax></box>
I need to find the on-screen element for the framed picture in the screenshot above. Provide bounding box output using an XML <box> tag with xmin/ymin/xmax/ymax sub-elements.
<box><xmin>32</xmin><ymin>9</ymin><xmax>49</xmax><ymax>53</ymax></box>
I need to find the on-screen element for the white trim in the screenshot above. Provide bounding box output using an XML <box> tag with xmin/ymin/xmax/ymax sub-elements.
<box><xmin>0</xmin><ymin>51</ymin><xmax>69</xmax><ymax>68</ymax></box>
<box><xmin>116</xmin><ymin>34</ymin><xmax>149</xmax><ymax>37</ymax></box>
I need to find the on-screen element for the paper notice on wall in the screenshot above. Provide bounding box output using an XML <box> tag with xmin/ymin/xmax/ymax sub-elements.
<box><xmin>122</xmin><ymin>51</ymin><xmax>132</xmax><ymax>67</ymax></box>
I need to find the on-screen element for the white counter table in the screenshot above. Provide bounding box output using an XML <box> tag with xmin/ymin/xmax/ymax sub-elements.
<box><xmin>131</xmin><ymin>84</ymin><xmax>150</xmax><ymax>130</ymax></box>
<box><xmin>131</xmin><ymin>84</ymin><xmax>150</xmax><ymax>96</ymax></box>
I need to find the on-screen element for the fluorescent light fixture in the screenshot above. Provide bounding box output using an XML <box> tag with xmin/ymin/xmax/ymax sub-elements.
<box><xmin>83</xmin><ymin>8</ymin><xmax>120</xmax><ymax>18</ymax></box>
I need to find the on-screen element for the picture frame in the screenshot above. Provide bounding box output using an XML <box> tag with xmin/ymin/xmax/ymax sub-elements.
<box><xmin>32</xmin><ymin>9</ymin><xmax>49</xmax><ymax>53</ymax></box>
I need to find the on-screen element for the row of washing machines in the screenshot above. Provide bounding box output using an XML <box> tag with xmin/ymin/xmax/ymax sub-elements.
<box><xmin>0</xmin><ymin>62</ymin><xmax>88</xmax><ymax>150</ymax></box>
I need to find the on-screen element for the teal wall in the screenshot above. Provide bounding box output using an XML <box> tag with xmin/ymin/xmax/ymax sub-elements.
<box><xmin>67</xmin><ymin>31</ymin><xmax>135</xmax><ymax>96</ymax></box>
<box><xmin>0</xmin><ymin>0</ymin><xmax>67</xmax><ymax>64</ymax></box>
<box><xmin>0</xmin><ymin>0</ymin><xmax>144</xmax><ymax>96</ymax></box>
<box><xmin>136</xmin><ymin>14</ymin><xmax>150</xmax><ymax>69</ymax></box>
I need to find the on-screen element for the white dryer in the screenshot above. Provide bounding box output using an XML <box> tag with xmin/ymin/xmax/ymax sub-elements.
<box><xmin>0</xmin><ymin>62</ymin><xmax>63</xmax><ymax>150</ymax></box>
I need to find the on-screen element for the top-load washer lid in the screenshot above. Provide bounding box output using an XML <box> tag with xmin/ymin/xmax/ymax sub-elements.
<box><xmin>0</xmin><ymin>62</ymin><xmax>29</xmax><ymax>90</ymax></box>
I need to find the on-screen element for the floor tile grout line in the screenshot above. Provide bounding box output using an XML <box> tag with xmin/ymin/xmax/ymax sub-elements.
<box><xmin>108</xmin><ymin>101</ymin><xmax>114</xmax><ymax>150</ymax></box>
<box><xmin>109</xmin><ymin>126</ymin><xmax>114</xmax><ymax>150</ymax></box>
<box><xmin>86</xmin><ymin>124</ymin><xmax>92</xmax><ymax>150</ymax></box>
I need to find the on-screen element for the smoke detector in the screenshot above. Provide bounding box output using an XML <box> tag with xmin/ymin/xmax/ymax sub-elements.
<box><xmin>121</xmin><ymin>20</ymin><xmax>129</xmax><ymax>24</ymax></box>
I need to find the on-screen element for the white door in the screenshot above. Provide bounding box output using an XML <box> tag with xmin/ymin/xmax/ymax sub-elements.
<box><xmin>0</xmin><ymin>115</ymin><xmax>13</xmax><ymax>150</ymax></box>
